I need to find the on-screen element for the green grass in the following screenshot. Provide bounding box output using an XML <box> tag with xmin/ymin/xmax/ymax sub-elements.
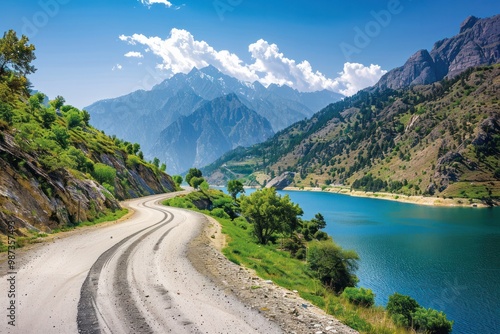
<box><xmin>52</xmin><ymin>208</ymin><xmax>128</xmax><ymax>232</ymax></box>
<box><xmin>164</xmin><ymin>192</ymin><xmax>410</xmax><ymax>334</ymax></box>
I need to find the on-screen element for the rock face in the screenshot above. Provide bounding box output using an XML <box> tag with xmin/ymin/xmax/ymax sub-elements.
<box><xmin>151</xmin><ymin>94</ymin><xmax>274</xmax><ymax>174</ymax></box>
<box><xmin>0</xmin><ymin>131</ymin><xmax>176</xmax><ymax>235</ymax></box>
<box><xmin>376</xmin><ymin>14</ymin><xmax>500</xmax><ymax>90</ymax></box>
<box><xmin>266</xmin><ymin>172</ymin><xmax>295</xmax><ymax>190</ymax></box>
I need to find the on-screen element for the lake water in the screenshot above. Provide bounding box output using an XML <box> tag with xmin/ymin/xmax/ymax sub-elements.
<box><xmin>218</xmin><ymin>187</ymin><xmax>500</xmax><ymax>334</ymax></box>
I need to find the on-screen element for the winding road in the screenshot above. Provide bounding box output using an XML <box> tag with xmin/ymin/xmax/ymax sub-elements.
<box><xmin>1</xmin><ymin>192</ymin><xmax>281</xmax><ymax>333</ymax></box>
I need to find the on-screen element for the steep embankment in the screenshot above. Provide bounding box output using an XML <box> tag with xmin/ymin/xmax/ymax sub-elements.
<box><xmin>204</xmin><ymin>65</ymin><xmax>500</xmax><ymax>204</ymax></box>
<box><xmin>0</xmin><ymin>91</ymin><xmax>176</xmax><ymax>238</ymax></box>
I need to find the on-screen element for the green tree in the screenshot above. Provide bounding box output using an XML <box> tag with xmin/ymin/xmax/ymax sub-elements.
<box><xmin>0</xmin><ymin>102</ymin><xmax>13</xmax><ymax>124</ymax></box>
<box><xmin>185</xmin><ymin>168</ymin><xmax>202</xmax><ymax>186</ymax></box>
<box><xmin>153</xmin><ymin>157</ymin><xmax>160</xmax><ymax>168</ymax></box>
<box><xmin>49</xmin><ymin>95</ymin><xmax>65</xmax><ymax>110</ymax></box>
<box><xmin>81</xmin><ymin>109</ymin><xmax>90</xmax><ymax>126</ymax></box>
<box><xmin>412</xmin><ymin>308</ymin><xmax>453</xmax><ymax>334</ymax></box>
<box><xmin>172</xmin><ymin>175</ymin><xmax>183</xmax><ymax>186</ymax></box>
<box><xmin>132</xmin><ymin>143</ymin><xmax>140</xmax><ymax>155</ymax></box>
<box><xmin>39</xmin><ymin>108</ymin><xmax>56</xmax><ymax>128</ymax></box>
<box><xmin>199</xmin><ymin>180</ymin><xmax>210</xmax><ymax>192</ymax></box>
<box><xmin>28</xmin><ymin>92</ymin><xmax>46</xmax><ymax>112</ymax></box>
<box><xmin>66</xmin><ymin>110</ymin><xmax>82</xmax><ymax>128</ymax></box>
<box><xmin>227</xmin><ymin>179</ymin><xmax>245</xmax><ymax>200</ymax></box>
<box><xmin>240</xmin><ymin>188</ymin><xmax>303</xmax><ymax>244</ymax></box>
<box><xmin>190</xmin><ymin>176</ymin><xmax>205</xmax><ymax>190</ymax></box>
<box><xmin>311</xmin><ymin>213</ymin><xmax>326</xmax><ymax>229</ymax></box>
<box><xmin>52</xmin><ymin>125</ymin><xmax>69</xmax><ymax>149</ymax></box>
<box><xmin>387</xmin><ymin>293</ymin><xmax>420</xmax><ymax>328</ymax></box>
<box><xmin>160</xmin><ymin>163</ymin><xmax>166</xmax><ymax>172</ymax></box>
<box><xmin>0</xmin><ymin>30</ymin><xmax>36</xmax><ymax>78</ymax></box>
<box><xmin>307</xmin><ymin>240</ymin><xmax>359</xmax><ymax>292</ymax></box>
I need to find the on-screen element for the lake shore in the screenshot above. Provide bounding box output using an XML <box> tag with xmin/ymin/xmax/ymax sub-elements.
<box><xmin>283</xmin><ymin>186</ymin><xmax>495</xmax><ymax>208</ymax></box>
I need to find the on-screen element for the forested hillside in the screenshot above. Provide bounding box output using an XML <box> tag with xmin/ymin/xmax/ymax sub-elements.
<box><xmin>204</xmin><ymin>65</ymin><xmax>500</xmax><ymax>204</ymax></box>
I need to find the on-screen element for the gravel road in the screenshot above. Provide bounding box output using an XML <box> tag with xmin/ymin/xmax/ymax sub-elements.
<box><xmin>0</xmin><ymin>193</ymin><xmax>281</xmax><ymax>333</ymax></box>
<box><xmin>1</xmin><ymin>192</ymin><xmax>358</xmax><ymax>334</ymax></box>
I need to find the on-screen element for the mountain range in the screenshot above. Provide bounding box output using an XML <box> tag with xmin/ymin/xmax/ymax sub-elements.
<box><xmin>85</xmin><ymin>66</ymin><xmax>343</xmax><ymax>174</ymax></box>
<box><xmin>202</xmin><ymin>15</ymin><xmax>500</xmax><ymax>203</ymax></box>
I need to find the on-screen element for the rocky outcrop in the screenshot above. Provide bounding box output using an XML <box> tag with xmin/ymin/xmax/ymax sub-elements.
<box><xmin>0</xmin><ymin>131</ymin><xmax>176</xmax><ymax>235</ymax></box>
<box><xmin>376</xmin><ymin>14</ymin><xmax>500</xmax><ymax>90</ymax></box>
<box><xmin>266</xmin><ymin>172</ymin><xmax>295</xmax><ymax>190</ymax></box>
<box><xmin>0</xmin><ymin>133</ymin><xmax>119</xmax><ymax>235</ymax></box>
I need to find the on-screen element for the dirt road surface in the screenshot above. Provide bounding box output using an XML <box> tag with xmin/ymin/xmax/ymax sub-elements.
<box><xmin>0</xmin><ymin>192</ymin><xmax>281</xmax><ymax>333</ymax></box>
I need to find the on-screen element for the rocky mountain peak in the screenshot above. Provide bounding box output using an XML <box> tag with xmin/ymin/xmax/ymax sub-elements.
<box><xmin>374</xmin><ymin>14</ymin><xmax>500</xmax><ymax>90</ymax></box>
<box><xmin>460</xmin><ymin>15</ymin><xmax>479</xmax><ymax>33</ymax></box>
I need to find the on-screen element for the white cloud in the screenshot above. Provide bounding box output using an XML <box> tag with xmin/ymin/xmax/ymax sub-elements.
<box><xmin>119</xmin><ymin>29</ymin><xmax>386</xmax><ymax>95</ymax></box>
<box><xmin>138</xmin><ymin>0</ymin><xmax>172</xmax><ymax>8</ymax></box>
<box><xmin>124</xmin><ymin>51</ymin><xmax>144</xmax><ymax>58</ymax></box>
<box><xmin>112</xmin><ymin>64</ymin><xmax>123</xmax><ymax>71</ymax></box>
<box><xmin>334</xmin><ymin>63</ymin><xmax>387</xmax><ymax>96</ymax></box>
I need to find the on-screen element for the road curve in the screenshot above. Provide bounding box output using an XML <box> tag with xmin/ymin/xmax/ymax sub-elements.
<box><xmin>1</xmin><ymin>192</ymin><xmax>281</xmax><ymax>334</ymax></box>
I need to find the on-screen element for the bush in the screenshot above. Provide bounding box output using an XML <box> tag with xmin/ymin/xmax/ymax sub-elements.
<box><xmin>387</xmin><ymin>293</ymin><xmax>420</xmax><ymax>327</ymax></box>
<box><xmin>126</xmin><ymin>155</ymin><xmax>141</xmax><ymax>168</ymax></box>
<box><xmin>295</xmin><ymin>248</ymin><xmax>306</xmax><ymax>260</ymax></box>
<box><xmin>102</xmin><ymin>182</ymin><xmax>115</xmax><ymax>197</ymax></box>
<box><xmin>412</xmin><ymin>307</ymin><xmax>453</xmax><ymax>334</ymax></box>
<box><xmin>307</xmin><ymin>240</ymin><xmax>359</xmax><ymax>292</ymax></box>
<box><xmin>342</xmin><ymin>287</ymin><xmax>375</xmax><ymax>307</ymax></box>
<box><xmin>66</xmin><ymin>110</ymin><xmax>82</xmax><ymax>128</ymax></box>
<box><xmin>212</xmin><ymin>208</ymin><xmax>230</xmax><ymax>219</ymax></box>
<box><xmin>92</xmin><ymin>163</ymin><xmax>116</xmax><ymax>185</ymax></box>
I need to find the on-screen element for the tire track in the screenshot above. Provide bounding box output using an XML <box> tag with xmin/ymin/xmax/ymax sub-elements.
<box><xmin>77</xmin><ymin>200</ymin><xmax>174</xmax><ymax>334</ymax></box>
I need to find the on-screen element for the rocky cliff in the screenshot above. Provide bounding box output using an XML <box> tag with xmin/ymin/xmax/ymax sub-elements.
<box><xmin>376</xmin><ymin>14</ymin><xmax>500</xmax><ymax>90</ymax></box>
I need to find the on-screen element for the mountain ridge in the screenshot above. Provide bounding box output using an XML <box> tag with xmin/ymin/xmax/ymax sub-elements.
<box><xmin>375</xmin><ymin>14</ymin><xmax>500</xmax><ymax>90</ymax></box>
<box><xmin>151</xmin><ymin>93</ymin><xmax>274</xmax><ymax>174</ymax></box>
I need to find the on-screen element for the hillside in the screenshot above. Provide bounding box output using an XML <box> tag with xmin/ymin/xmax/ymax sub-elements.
<box><xmin>150</xmin><ymin>94</ymin><xmax>274</xmax><ymax>174</ymax></box>
<box><xmin>203</xmin><ymin>65</ymin><xmax>500</xmax><ymax>204</ymax></box>
<box><xmin>0</xmin><ymin>82</ymin><xmax>176</xmax><ymax>237</ymax></box>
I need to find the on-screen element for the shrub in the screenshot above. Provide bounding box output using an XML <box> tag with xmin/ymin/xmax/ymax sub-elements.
<box><xmin>307</xmin><ymin>240</ymin><xmax>359</xmax><ymax>292</ymax></box>
<box><xmin>412</xmin><ymin>307</ymin><xmax>453</xmax><ymax>334</ymax></box>
<box><xmin>342</xmin><ymin>287</ymin><xmax>375</xmax><ymax>307</ymax></box>
<box><xmin>92</xmin><ymin>163</ymin><xmax>116</xmax><ymax>185</ymax></box>
<box><xmin>295</xmin><ymin>248</ymin><xmax>306</xmax><ymax>260</ymax></box>
<box><xmin>66</xmin><ymin>110</ymin><xmax>82</xmax><ymax>128</ymax></box>
<box><xmin>212</xmin><ymin>208</ymin><xmax>230</xmax><ymax>219</ymax></box>
<box><xmin>126</xmin><ymin>155</ymin><xmax>141</xmax><ymax>168</ymax></box>
<box><xmin>387</xmin><ymin>293</ymin><xmax>420</xmax><ymax>327</ymax></box>
<box><xmin>102</xmin><ymin>182</ymin><xmax>115</xmax><ymax>197</ymax></box>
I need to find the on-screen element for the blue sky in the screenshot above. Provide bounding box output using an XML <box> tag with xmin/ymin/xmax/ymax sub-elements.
<box><xmin>1</xmin><ymin>0</ymin><xmax>499</xmax><ymax>108</ymax></box>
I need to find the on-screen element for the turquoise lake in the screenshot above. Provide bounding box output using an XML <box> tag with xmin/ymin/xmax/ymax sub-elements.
<box><xmin>219</xmin><ymin>187</ymin><xmax>500</xmax><ymax>334</ymax></box>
